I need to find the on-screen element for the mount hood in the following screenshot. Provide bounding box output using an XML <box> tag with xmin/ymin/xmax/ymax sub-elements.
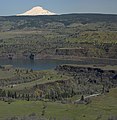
<box><xmin>17</xmin><ymin>6</ymin><xmax>56</xmax><ymax>16</ymax></box>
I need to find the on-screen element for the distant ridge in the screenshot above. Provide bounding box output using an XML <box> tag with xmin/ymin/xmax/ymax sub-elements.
<box><xmin>17</xmin><ymin>6</ymin><xmax>56</xmax><ymax>16</ymax></box>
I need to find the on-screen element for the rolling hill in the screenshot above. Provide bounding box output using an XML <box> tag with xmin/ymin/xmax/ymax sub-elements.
<box><xmin>0</xmin><ymin>14</ymin><xmax>117</xmax><ymax>59</ymax></box>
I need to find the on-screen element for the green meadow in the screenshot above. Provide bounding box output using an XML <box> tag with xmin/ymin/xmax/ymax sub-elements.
<box><xmin>0</xmin><ymin>88</ymin><xmax>117</xmax><ymax>120</ymax></box>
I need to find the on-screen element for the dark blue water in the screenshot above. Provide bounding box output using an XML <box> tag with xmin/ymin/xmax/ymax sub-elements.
<box><xmin>0</xmin><ymin>58</ymin><xmax>117</xmax><ymax>70</ymax></box>
<box><xmin>0</xmin><ymin>59</ymin><xmax>79</xmax><ymax>70</ymax></box>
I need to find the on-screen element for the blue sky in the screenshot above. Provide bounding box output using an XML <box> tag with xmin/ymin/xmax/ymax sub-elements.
<box><xmin>0</xmin><ymin>0</ymin><xmax>117</xmax><ymax>16</ymax></box>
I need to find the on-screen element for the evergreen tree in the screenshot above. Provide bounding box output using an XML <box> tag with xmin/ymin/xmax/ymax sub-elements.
<box><xmin>14</xmin><ymin>92</ymin><xmax>17</xmax><ymax>99</ymax></box>
<box><xmin>2</xmin><ymin>90</ymin><xmax>6</xmax><ymax>97</ymax></box>
<box><xmin>81</xmin><ymin>95</ymin><xmax>84</xmax><ymax>101</ymax></box>
<box><xmin>27</xmin><ymin>94</ymin><xmax>30</xmax><ymax>101</ymax></box>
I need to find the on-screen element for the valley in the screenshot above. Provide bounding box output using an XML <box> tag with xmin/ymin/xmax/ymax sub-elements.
<box><xmin>0</xmin><ymin>13</ymin><xmax>117</xmax><ymax>120</ymax></box>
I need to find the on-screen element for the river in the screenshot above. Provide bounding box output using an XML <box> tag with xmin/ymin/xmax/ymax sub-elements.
<box><xmin>0</xmin><ymin>58</ymin><xmax>117</xmax><ymax>70</ymax></box>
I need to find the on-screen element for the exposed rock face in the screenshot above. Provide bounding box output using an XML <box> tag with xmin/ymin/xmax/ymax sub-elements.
<box><xmin>56</xmin><ymin>64</ymin><xmax>117</xmax><ymax>85</ymax></box>
<box><xmin>56</xmin><ymin>65</ymin><xmax>104</xmax><ymax>73</ymax></box>
<box><xmin>55</xmin><ymin>48</ymin><xmax>88</xmax><ymax>57</ymax></box>
<box><xmin>29</xmin><ymin>53</ymin><xmax>35</xmax><ymax>60</ymax></box>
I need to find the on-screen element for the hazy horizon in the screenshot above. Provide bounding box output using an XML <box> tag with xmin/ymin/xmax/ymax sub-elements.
<box><xmin>0</xmin><ymin>0</ymin><xmax>117</xmax><ymax>16</ymax></box>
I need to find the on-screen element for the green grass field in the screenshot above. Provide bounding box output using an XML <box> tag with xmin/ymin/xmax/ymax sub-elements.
<box><xmin>0</xmin><ymin>69</ymin><xmax>15</xmax><ymax>79</ymax></box>
<box><xmin>0</xmin><ymin>88</ymin><xmax>117</xmax><ymax>120</ymax></box>
<box><xmin>3</xmin><ymin>70</ymin><xmax>70</xmax><ymax>91</ymax></box>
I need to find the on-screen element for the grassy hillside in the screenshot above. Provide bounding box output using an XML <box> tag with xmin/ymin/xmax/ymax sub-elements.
<box><xmin>0</xmin><ymin>64</ymin><xmax>117</xmax><ymax>106</ymax></box>
<box><xmin>0</xmin><ymin>64</ymin><xmax>117</xmax><ymax>120</ymax></box>
<box><xmin>0</xmin><ymin>14</ymin><xmax>117</xmax><ymax>59</ymax></box>
<box><xmin>0</xmin><ymin>88</ymin><xmax>116</xmax><ymax>120</ymax></box>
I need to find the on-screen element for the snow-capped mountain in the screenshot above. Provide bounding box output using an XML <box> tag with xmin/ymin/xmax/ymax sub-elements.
<box><xmin>17</xmin><ymin>6</ymin><xmax>56</xmax><ymax>16</ymax></box>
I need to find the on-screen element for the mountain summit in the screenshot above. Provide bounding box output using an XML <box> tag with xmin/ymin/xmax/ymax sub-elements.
<box><xmin>17</xmin><ymin>6</ymin><xmax>56</xmax><ymax>16</ymax></box>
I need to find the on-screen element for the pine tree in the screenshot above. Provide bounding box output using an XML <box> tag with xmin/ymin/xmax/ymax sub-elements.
<box><xmin>81</xmin><ymin>95</ymin><xmax>84</xmax><ymax>101</ymax></box>
<box><xmin>14</xmin><ymin>92</ymin><xmax>17</xmax><ymax>99</ymax></box>
<box><xmin>27</xmin><ymin>94</ymin><xmax>30</xmax><ymax>101</ymax></box>
<box><xmin>7</xmin><ymin>91</ymin><xmax>11</xmax><ymax>98</ymax></box>
<box><xmin>2</xmin><ymin>90</ymin><xmax>6</xmax><ymax>97</ymax></box>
